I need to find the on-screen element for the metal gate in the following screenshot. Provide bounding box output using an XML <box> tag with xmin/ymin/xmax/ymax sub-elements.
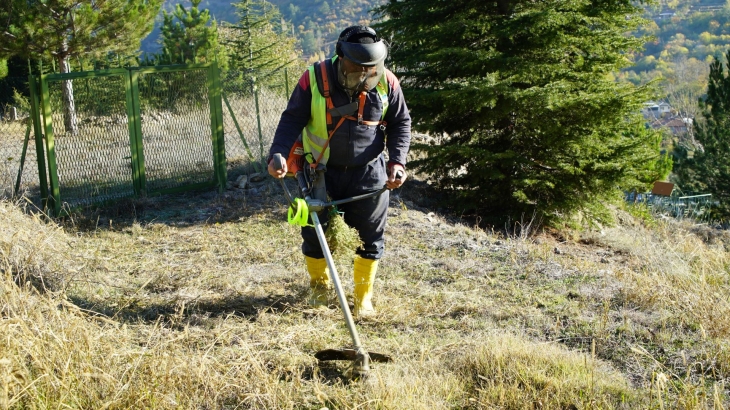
<box><xmin>33</xmin><ymin>63</ymin><xmax>225</xmax><ymax>214</ymax></box>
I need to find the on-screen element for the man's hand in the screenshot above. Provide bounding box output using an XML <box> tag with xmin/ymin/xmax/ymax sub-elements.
<box><xmin>386</xmin><ymin>163</ymin><xmax>407</xmax><ymax>190</ymax></box>
<box><xmin>268</xmin><ymin>155</ymin><xmax>288</xmax><ymax>179</ymax></box>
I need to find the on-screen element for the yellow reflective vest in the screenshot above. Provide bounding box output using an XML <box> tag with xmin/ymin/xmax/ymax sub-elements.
<box><xmin>302</xmin><ymin>56</ymin><xmax>390</xmax><ymax>166</ymax></box>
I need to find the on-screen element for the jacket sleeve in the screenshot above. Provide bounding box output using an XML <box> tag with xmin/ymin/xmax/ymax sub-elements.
<box><xmin>268</xmin><ymin>70</ymin><xmax>313</xmax><ymax>162</ymax></box>
<box><xmin>383</xmin><ymin>73</ymin><xmax>412</xmax><ymax>167</ymax></box>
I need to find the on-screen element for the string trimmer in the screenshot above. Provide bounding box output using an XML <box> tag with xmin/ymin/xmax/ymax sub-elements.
<box><xmin>272</xmin><ymin>152</ymin><xmax>394</xmax><ymax>379</ymax></box>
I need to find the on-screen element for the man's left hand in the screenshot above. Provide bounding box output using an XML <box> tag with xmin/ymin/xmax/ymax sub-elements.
<box><xmin>387</xmin><ymin>163</ymin><xmax>407</xmax><ymax>190</ymax></box>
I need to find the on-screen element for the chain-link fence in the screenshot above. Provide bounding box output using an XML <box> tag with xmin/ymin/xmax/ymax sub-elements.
<box><xmin>221</xmin><ymin>69</ymin><xmax>291</xmax><ymax>178</ymax></box>
<box><xmin>0</xmin><ymin>77</ymin><xmax>41</xmax><ymax>202</ymax></box>
<box><xmin>136</xmin><ymin>68</ymin><xmax>218</xmax><ymax>194</ymax></box>
<box><xmin>44</xmin><ymin>71</ymin><xmax>135</xmax><ymax>207</ymax></box>
<box><xmin>0</xmin><ymin>66</ymin><xmax>293</xmax><ymax>211</ymax></box>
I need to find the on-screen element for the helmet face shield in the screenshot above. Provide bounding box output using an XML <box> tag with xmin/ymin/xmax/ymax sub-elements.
<box><xmin>338</xmin><ymin>40</ymin><xmax>388</xmax><ymax>66</ymax></box>
<box><xmin>337</xmin><ymin>58</ymin><xmax>385</xmax><ymax>93</ymax></box>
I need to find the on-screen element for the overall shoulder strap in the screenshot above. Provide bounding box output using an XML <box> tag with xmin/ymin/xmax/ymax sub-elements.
<box><xmin>312</xmin><ymin>58</ymin><xmax>335</xmax><ymax>98</ymax></box>
<box><xmin>312</xmin><ymin>58</ymin><xmax>336</xmax><ymax>126</ymax></box>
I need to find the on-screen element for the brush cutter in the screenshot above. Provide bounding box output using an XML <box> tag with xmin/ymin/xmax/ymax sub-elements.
<box><xmin>272</xmin><ymin>153</ymin><xmax>395</xmax><ymax>379</ymax></box>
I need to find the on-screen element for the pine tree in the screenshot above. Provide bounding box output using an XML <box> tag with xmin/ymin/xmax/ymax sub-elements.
<box><xmin>220</xmin><ymin>0</ymin><xmax>303</xmax><ymax>92</ymax></box>
<box><xmin>0</xmin><ymin>0</ymin><xmax>162</xmax><ymax>133</ymax></box>
<box><xmin>159</xmin><ymin>0</ymin><xmax>224</xmax><ymax>67</ymax></box>
<box><xmin>375</xmin><ymin>0</ymin><xmax>669</xmax><ymax>228</ymax></box>
<box><xmin>673</xmin><ymin>51</ymin><xmax>730</xmax><ymax>219</ymax></box>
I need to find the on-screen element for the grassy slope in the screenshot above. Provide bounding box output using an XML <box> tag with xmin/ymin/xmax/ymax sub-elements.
<box><xmin>1</xmin><ymin>180</ymin><xmax>729</xmax><ymax>409</ymax></box>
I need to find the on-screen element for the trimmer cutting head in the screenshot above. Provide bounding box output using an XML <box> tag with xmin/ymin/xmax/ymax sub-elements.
<box><xmin>315</xmin><ymin>348</ymin><xmax>393</xmax><ymax>363</ymax></box>
<box><xmin>315</xmin><ymin>348</ymin><xmax>392</xmax><ymax>379</ymax></box>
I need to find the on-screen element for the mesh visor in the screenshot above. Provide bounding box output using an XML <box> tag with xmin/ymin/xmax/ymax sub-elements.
<box><xmin>339</xmin><ymin>58</ymin><xmax>385</xmax><ymax>92</ymax></box>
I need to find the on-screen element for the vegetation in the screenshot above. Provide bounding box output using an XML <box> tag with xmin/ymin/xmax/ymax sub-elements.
<box><xmin>0</xmin><ymin>0</ymin><xmax>163</xmax><ymax>133</ymax></box>
<box><xmin>626</xmin><ymin>2</ymin><xmax>730</xmax><ymax>86</ymax></box>
<box><xmin>1</xmin><ymin>181</ymin><xmax>729</xmax><ymax>407</ymax></box>
<box><xmin>157</xmin><ymin>0</ymin><xmax>224</xmax><ymax>67</ymax></box>
<box><xmin>140</xmin><ymin>0</ymin><xmax>385</xmax><ymax>60</ymax></box>
<box><xmin>220</xmin><ymin>0</ymin><xmax>305</xmax><ymax>92</ymax></box>
<box><xmin>672</xmin><ymin>50</ymin><xmax>730</xmax><ymax>220</ymax></box>
<box><xmin>0</xmin><ymin>2</ymin><xmax>729</xmax><ymax>408</ymax></box>
<box><xmin>374</xmin><ymin>0</ymin><xmax>671</xmax><ymax>228</ymax></box>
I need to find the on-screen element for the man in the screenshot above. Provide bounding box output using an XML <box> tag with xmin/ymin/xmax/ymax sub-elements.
<box><xmin>267</xmin><ymin>25</ymin><xmax>412</xmax><ymax>317</ymax></box>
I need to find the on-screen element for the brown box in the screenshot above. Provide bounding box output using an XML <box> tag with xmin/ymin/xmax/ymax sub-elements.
<box><xmin>651</xmin><ymin>181</ymin><xmax>674</xmax><ymax>196</ymax></box>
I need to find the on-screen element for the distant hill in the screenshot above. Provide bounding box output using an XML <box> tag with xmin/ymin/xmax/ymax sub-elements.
<box><xmin>140</xmin><ymin>0</ymin><xmax>385</xmax><ymax>59</ymax></box>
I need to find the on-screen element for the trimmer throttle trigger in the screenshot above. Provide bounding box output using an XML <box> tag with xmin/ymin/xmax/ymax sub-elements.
<box><xmin>273</xmin><ymin>153</ymin><xmax>285</xmax><ymax>171</ymax></box>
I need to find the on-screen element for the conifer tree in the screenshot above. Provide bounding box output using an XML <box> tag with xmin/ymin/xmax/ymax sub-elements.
<box><xmin>673</xmin><ymin>51</ymin><xmax>730</xmax><ymax>218</ymax></box>
<box><xmin>220</xmin><ymin>0</ymin><xmax>302</xmax><ymax>91</ymax></box>
<box><xmin>375</xmin><ymin>0</ymin><xmax>669</xmax><ymax>228</ymax></box>
<box><xmin>159</xmin><ymin>0</ymin><xmax>224</xmax><ymax>67</ymax></box>
<box><xmin>0</xmin><ymin>0</ymin><xmax>162</xmax><ymax>133</ymax></box>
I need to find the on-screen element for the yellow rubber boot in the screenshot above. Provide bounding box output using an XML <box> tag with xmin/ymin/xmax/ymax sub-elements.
<box><xmin>305</xmin><ymin>256</ymin><xmax>331</xmax><ymax>307</ymax></box>
<box><xmin>353</xmin><ymin>255</ymin><xmax>379</xmax><ymax>318</ymax></box>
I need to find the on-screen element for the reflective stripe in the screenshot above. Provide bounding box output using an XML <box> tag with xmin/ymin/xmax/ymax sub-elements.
<box><xmin>377</xmin><ymin>76</ymin><xmax>388</xmax><ymax>120</ymax></box>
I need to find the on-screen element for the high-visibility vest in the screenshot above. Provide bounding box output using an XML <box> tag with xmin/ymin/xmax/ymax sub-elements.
<box><xmin>302</xmin><ymin>56</ymin><xmax>389</xmax><ymax>167</ymax></box>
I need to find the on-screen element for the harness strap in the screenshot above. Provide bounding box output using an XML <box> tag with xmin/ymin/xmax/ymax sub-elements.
<box><xmin>310</xmin><ymin>59</ymin><xmax>388</xmax><ymax>169</ymax></box>
<box><xmin>311</xmin><ymin>116</ymin><xmax>347</xmax><ymax>169</ymax></box>
<box><xmin>320</xmin><ymin>61</ymin><xmax>333</xmax><ymax>126</ymax></box>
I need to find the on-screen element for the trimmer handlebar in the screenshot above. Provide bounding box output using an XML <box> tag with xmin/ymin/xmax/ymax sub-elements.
<box><xmin>272</xmin><ymin>152</ymin><xmax>400</xmax><ymax>212</ymax></box>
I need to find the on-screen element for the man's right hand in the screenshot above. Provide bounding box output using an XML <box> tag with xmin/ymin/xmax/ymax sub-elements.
<box><xmin>268</xmin><ymin>155</ymin><xmax>288</xmax><ymax>179</ymax></box>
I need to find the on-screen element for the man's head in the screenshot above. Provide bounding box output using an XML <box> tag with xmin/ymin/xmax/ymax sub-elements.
<box><xmin>335</xmin><ymin>26</ymin><xmax>388</xmax><ymax>93</ymax></box>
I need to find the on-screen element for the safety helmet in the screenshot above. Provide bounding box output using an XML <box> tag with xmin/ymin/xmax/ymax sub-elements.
<box><xmin>335</xmin><ymin>26</ymin><xmax>388</xmax><ymax>66</ymax></box>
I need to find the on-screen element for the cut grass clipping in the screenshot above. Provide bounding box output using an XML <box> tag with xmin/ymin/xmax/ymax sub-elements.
<box><xmin>324</xmin><ymin>207</ymin><xmax>362</xmax><ymax>263</ymax></box>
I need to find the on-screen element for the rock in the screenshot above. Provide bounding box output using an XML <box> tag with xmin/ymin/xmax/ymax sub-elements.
<box><xmin>235</xmin><ymin>175</ymin><xmax>248</xmax><ymax>189</ymax></box>
<box><xmin>249</xmin><ymin>173</ymin><xmax>266</xmax><ymax>183</ymax></box>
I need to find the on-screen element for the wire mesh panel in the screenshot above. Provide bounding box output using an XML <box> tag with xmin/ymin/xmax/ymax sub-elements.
<box><xmin>0</xmin><ymin>119</ymin><xmax>38</xmax><ymax>199</ymax></box>
<box><xmin>136</xmin><ymin>68</ymin><xmax>216</xmax><ymax>193</ymax></box>
<box><xmin>0</xmin><ymin>77</ymin><xmax>42</xmax><ymax>201</ymax></box>
<box><xmin>221</xmin><ymin>70</ymin><xmax>290</xmax><ymax>174</ymax></box>
<box><xmin>43</xmin><ymin>71</ymin><xmax>135</xmax><ymax>208</ymax></box>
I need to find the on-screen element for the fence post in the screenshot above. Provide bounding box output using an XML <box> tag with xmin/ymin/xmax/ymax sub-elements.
<box><xmin>207</xmin><ymin>62</ymin><xmax>227</xmax><ymax>191</ymax></box>
<box><xmin>13</xmin><ymin>121</ymin><xmax>31</xmax><ymax>197</ymax></box>
<box><xmin>125</xmin><ymin>68</ymin><xmax>146</xmax><ymax>196</ymax></box>
<box><xmin>38</xmin><ymin>74</ymin><xmax>61</xmax><ymax>215</ymax></box>
<box><xmin>29</xmin><ymin>74</ymin><xmax>50</xmax><ymax>210</ymax></box>
<box><xmin>253</xmin><ymin>76</ymin><xmax>265</xmax><ymax>167</ymax></box>
<box><xmin>284</xmin><ymin>67</ymin><xmax>290</xmax><ymax>97</ymax></box>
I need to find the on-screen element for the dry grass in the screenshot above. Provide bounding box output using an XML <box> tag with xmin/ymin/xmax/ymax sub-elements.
<box><xmin>1</xmin><ymin>190</ymin><xmax>729</xmax><ymax>409</ymax></box>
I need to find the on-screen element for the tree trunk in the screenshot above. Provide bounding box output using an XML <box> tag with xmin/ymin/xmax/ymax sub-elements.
<box><xmin>58</xmin><ymin>56</ymin><xmax>78</xmax><ymax>135</ymax></box>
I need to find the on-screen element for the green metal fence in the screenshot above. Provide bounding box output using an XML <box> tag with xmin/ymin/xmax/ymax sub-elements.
<box><xmin>0</xmin><ymin>65</ymin><xmax>293</xmax><ymax>214</ymax></box>
<box><xmin>35</xmin><ymin>63</ymin><xmax>226</xmax><ymax>214</ymax></box>
<box><xmin>40</xmin><ymin>69</ymin><xmax>137</xmax><ymax>210</ymax></box>
<box><xmin>220</xmin><ymin>69</ymin><xmax>291</xmax><ymax>175</ymax></box>
<box><xmin>0</xmin><ymin>77</ymin><xmax>43</xmax><ymax>202</ymax></box>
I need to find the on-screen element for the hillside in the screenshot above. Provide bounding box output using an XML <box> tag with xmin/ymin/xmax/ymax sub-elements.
<box><xmin>2</xmin><ymin>177</ymin><xmax>729</xmax><ymax>407</ymax></box>
<box><xmin>137</xmin><ymin>0</ymin><xmax>730</xmax><ymax>104</ymax></box>
<box><xmin>621</xmin><ymin>2</ymin><xmax>730</xmax><ymax>86</ymax></box>
<box><xmin>140</xmin><ymin>0</ymin><xmax>384</xmax><ymax>57</ymax></box>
